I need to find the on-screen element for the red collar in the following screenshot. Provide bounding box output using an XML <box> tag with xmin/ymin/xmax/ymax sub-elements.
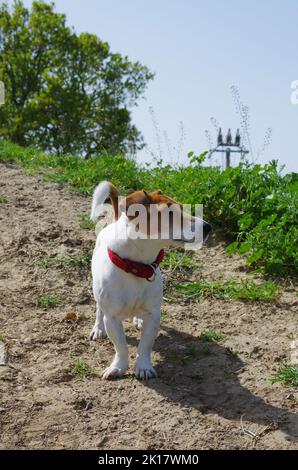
<box><xmin>107</xmin><ymin>247</ymin><xmax>164</xmax><ymax>281</ymax></box>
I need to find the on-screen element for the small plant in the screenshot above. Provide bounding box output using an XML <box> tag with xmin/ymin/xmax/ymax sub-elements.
<box><xmin>201</xmin><ymin>346</ymin><xmax>212</xmax><ymax>355</ymax></box>
<box><xmin>200</xmin><ymin>329</ymin><xmax>225</xmax><ymax>343</ymax></box>
<box><xmin>181</xmin><ymin>345</ymin><xmax>199</xmax><ymax>364</ymax></box>
<box><xmin>0</xmin><ymin>195</ymin><xmax>8</xmax><ymax>203</ymax></box>
<box><xmin>77</xmin><ymin>213</ymin><xmax>95</xmax><ymax>230</ymax></box>
<box><xmin>160</xmin><ymin>307</ymin><xmax>169</xmax><ymax>320</ymax></box>
<box><xmin>74</xmin><ymin>358</ymin><xmax>94</xmax><ymax>378</ymax></box>
<box><xmin>0</xmin><ymin>333</ymin><xmax>5</xmax><ymax>342</ymax></box>
<box><xmin>271</xmin><ymin>364</ymin><xmax>298</xmax><ymax>387</ymax></box>
<box><xmin>35</xmin><ymin>294</ymin><xmax>62</xmax><ymax>309</ymax></box>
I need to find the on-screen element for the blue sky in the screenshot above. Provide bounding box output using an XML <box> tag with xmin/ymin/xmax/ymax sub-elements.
<box><xmin>9</xmin><ymin>0</ymin><xmax>298</xmax><ymax>171</ymax></box>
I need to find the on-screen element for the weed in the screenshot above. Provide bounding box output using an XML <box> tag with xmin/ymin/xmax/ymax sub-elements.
<box><xmin>40</xmin><ymin>252</ymin><xmax>92</xmax><ymax>270</ymax></box>
<box><xmin>201</xmin><ymin>346</ymin><xmax>212</xmax><ymax>355</ymax></box>
<box><xmin>77</xmin><ymin>213</ymin><xmax>95</xmax><ymax>230</ymax></box>
<box><xmin>74</xmin><ymin>359</ymin><xmax>94</xmax><ymax>378</ymax></box>
<box><xmin>162</xmin><ymin>250</ymin><xmax>198</xmax><ymax>273</ymax></box>
<box><xmin>176</xmin><ymin>279</ymin><xmax>279</xmax><ymax>302</ymax></box>
<box><xmin>200</xmin><ymin>329</ymin><xmax>225</xmax><ymax>342</ymax></box>
<box><xmin>160</xmin><ymin>308</ymin><xmax>169</xmax><ymax>320</ymax></box>
<box><xmin>181</xmin><ymin>345</ymin><xmax>199</xmax><ymax>364</ymax></box>
<box><xmin>271</xmin><ymin>364</ymin><xmax>298</xmax><ymax>387</ymax></box>
<box><xmin>35</xmin><ymin>295</ymin><xmax>62</xmax><ymax>309</ymax></box>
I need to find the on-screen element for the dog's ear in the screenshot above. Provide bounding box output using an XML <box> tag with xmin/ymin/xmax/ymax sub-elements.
<box><xmin>119</xmin><ymin>190</ymin><xmax>151</xmax><ymax>219</ymax></box>
<box><xmin>150</xmin><ymin>190</ymin><xmax>163</xmax><ymax>197</ymax></box>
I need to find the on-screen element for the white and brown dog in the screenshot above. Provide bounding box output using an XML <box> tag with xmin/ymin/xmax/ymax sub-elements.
<box><xmin>89</xmin><ymin>181</ymin><xmax>211</xmax><ymax>380</ymax></box>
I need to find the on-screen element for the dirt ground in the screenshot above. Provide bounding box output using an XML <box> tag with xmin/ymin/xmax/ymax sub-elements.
<box><xmin>0</xmin><ymin>161</ymin><xmax>297</xmax><ymax>450</ymax></box>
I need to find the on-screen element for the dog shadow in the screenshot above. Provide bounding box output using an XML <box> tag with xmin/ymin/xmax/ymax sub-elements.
<box><xmin>129</xmin><ymin>326</ymin><xmax>298</xmax><ymax>442</ymax></box>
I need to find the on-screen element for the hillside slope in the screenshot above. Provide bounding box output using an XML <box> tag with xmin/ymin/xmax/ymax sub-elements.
<box><xmin>0</xmin><ymin>161</ymin><xmax>297</xmax><ymax>449</ymax></box>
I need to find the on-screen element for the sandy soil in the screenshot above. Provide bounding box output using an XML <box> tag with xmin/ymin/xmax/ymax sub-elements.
<box><xmin>0</xmin><ymin>161</ymin><xmax>297</xmax><ymax>450</ymax></box>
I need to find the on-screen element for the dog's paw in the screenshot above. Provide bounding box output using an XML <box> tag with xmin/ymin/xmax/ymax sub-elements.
<box><xmin>102</xmin><ymin>365</ymin><xmax>126</xmax><ymax>380</ymax></box>
<box><xmin>133</xmin><ymin>317</ymin><xmax>143</xmax><ymax>330</ymax></box>
<box><xmin>135</xmin><ymin>363</ymin><xmax>157</xmax><ymax>380</ymax></box>
<box><xmin>89</xmin><ymin>325</ymin><xmax>107</xmax><ymax>341</ymax></box>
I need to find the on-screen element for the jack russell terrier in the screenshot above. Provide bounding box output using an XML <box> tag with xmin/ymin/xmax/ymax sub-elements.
<box><xmin>89</xmin><ymin>181</ymin><xmax>211</xmax><ymax>380</ymax></box>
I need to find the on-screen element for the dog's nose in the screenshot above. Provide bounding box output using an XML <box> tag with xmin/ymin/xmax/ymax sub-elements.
<box><xmin>203</xmin><ymin>221</ymin><xmax>212</xmax><ymax>241</ymax></box>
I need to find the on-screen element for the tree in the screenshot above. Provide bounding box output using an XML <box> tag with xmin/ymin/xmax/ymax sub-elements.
<box><xmin>0</xmin><ymin>1</ymin><xmax>154</xmax><ymax>156</ymax></box>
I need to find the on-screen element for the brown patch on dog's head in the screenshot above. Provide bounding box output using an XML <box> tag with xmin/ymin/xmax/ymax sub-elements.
<box><xmin>119</xmin><ymin>190</ymin><xmax>151</xmax><ymax>219</ymax></box>
<box><xmin>119</xmin><ymin>189</ymin><xmax>190</xmax><ymax>240</ymax></box>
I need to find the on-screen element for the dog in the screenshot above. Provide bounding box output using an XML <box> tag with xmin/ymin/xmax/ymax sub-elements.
<box><xmin>89</xmin><ymin>181</ymin><xmax>211</xmax><ymax>380</ymax></box>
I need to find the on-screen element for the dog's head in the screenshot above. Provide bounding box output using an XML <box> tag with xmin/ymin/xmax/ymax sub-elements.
<box><xmin>119</xmin><ymin>189</ymin><xmax>212</xmax><ymax>248</ymax></box>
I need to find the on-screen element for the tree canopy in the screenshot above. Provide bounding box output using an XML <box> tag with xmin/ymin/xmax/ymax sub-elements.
<box><xmin>0</xmin><ymin>0</ymin><xmax>154</xmax><ymax>156</ymax></box>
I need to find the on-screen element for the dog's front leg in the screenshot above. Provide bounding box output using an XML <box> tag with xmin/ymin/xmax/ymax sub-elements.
<box><xmin>102</xmin><ymin>315</ymin><xmax>129</xmax><ymax>380</ymax></box>
<box><xmin>135</xmin><ymin>311</ymin><xmax>160</xmax><ymax>380</ymax></box>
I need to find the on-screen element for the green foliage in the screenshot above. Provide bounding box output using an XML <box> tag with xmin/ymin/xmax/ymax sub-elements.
<box><xmin>162</xmin><ymin>249</ymin><xmax>198</xmax><ymax>273</ymax></box>
<box><xmin>180</xmin><ymin>345</ymin><xmax>200</xmax><ymax>364</ymax></box>
<box><xmin>0</xmin><ymin>1</ymin><xmax>153</xmax><ymax>155</ymax></box>
<box><xmin>74</xmin><ymin>358</ymin><xmax>94</xmax><ymax>378</ymax></box>
<box><xmin>200</xmin><ymin>329</ymin><xmax>225</xmax><ymax>342</ymax></box>
<box><xmin>140</xmin><ymin>157</ymin><xmax>298</xmax><ymax>276</ymax></box>
<box><xmin>0</xmin><ymin>195</ymin><xmax>8</xmax><ymax>203</ymax></box>
<box><xmin>0</xmin><ymin>140</ymin><xmax>296</xmax><ymax>276</ymax></box>
<box><xmin>173</xmin><ymin>343</ymin><xmax>214</xmax><ymax>365</ymax></box>
<box><xmin>271</xmin><ymin>364</ymin><xmax>298</xmax><ymax>387</ymax></box>
<box><xmin>40</xmin><ymin>252</ymin><xmax>92</xmax><ymax>270</ymax></box>
<box><xmin>76</xmin><ymin>213</ymin><xmax>95</xmax><ymax>230</ymax></box>
<box><xmin>160</xmin><ymin>307</ymin><xmax>169</xmax><ymax>320</ymax></box>
<box><xmin>34</xmin><ymin>294</ymin><xmax>62</xmax><ymax>308</ymax></box>
<box><xmin>176</xmin><ymin>279</ymin><xmax>279</xmax><ymax>302</ymax></box>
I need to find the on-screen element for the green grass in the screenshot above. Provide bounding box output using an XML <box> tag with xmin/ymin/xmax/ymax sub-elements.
<box><xmin>271</xmin><ymin>364</ymin><xmax>298</xmax><ymax>387</ymax></box>
<box><xmin>0</xmin><ymin>140</ymin><xmax>141</xmax><ymax>195</ymax></box>
<box><xmin>76</xmin><ymin>213</ymin><xmax>95</xmax><ymax>230</ymax></box>
<box><xmin>200</xmin><ymin>329</ymin><xmax>225</xmax><ymax>342</ymax></box>
<box><xmin>74</xmin><ymin>359</ymin><xmax>94</xmax><ymax>378</ymax></box>
<box><xmin>162</xmin><ymin>250</ymin><xmax>198</xmax><ymax>273</ymax></box>
<box><xmin>180</xmin><ymin>345</ymin><xmax>200</xmax><ymax>364</ymax></box>
<box><xmin>160</xmin><ymin>307</ymin><xmax>169</xmax><ymax>320</ymax></box>
<box><xmin>173</xmin><ymin>344</ymin><xmax>214</xmax><ymax>365</ymax></box>
<box><xmin>39</xmin><ymin>252</ymin><xmax>92</xmax><ymax>270</ymax></box>
<box><xmin>176</xmin><ymin>279</ymin><xmax>279</xmax><ymax>302</ymax></box>
<box><xmin>0</xmin><ymin>195</ymin><xmax>8</xmax><ymax>203</ymax></box>
<box><xmin>35</xmin><ymin>294</ymin><xmax>62</xmax><ymax>309</ymax></box>
<box><xmin>0</xmin><ymin>333</ymin><xmax>5</xmax><ymax>342</ymax></box>
<box><xmin>201</xmin><ymin>345</ymin><xmax>212</xmax><ymax>355</ymax></box>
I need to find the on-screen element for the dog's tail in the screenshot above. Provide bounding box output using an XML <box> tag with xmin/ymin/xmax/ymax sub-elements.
<box><xmin>90</xmin><ymin>181</ymin><xmax>119</xmax><ymax>222</ymax></box>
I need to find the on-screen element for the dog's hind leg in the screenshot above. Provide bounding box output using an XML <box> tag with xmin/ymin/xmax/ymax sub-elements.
<box><xmin>89</xmin><ymin>304</ymin><xmax>107</xmax><ymax>340</ymax></box>
<box><xmin>135</xmin><ymin>311</ymin><xmax>160</xmax><ymax>380</ymax></box>
<box><xmin>102</xmin><ymin>315</ymin><xmax>129</xmax><ymax>380</ymax></box>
